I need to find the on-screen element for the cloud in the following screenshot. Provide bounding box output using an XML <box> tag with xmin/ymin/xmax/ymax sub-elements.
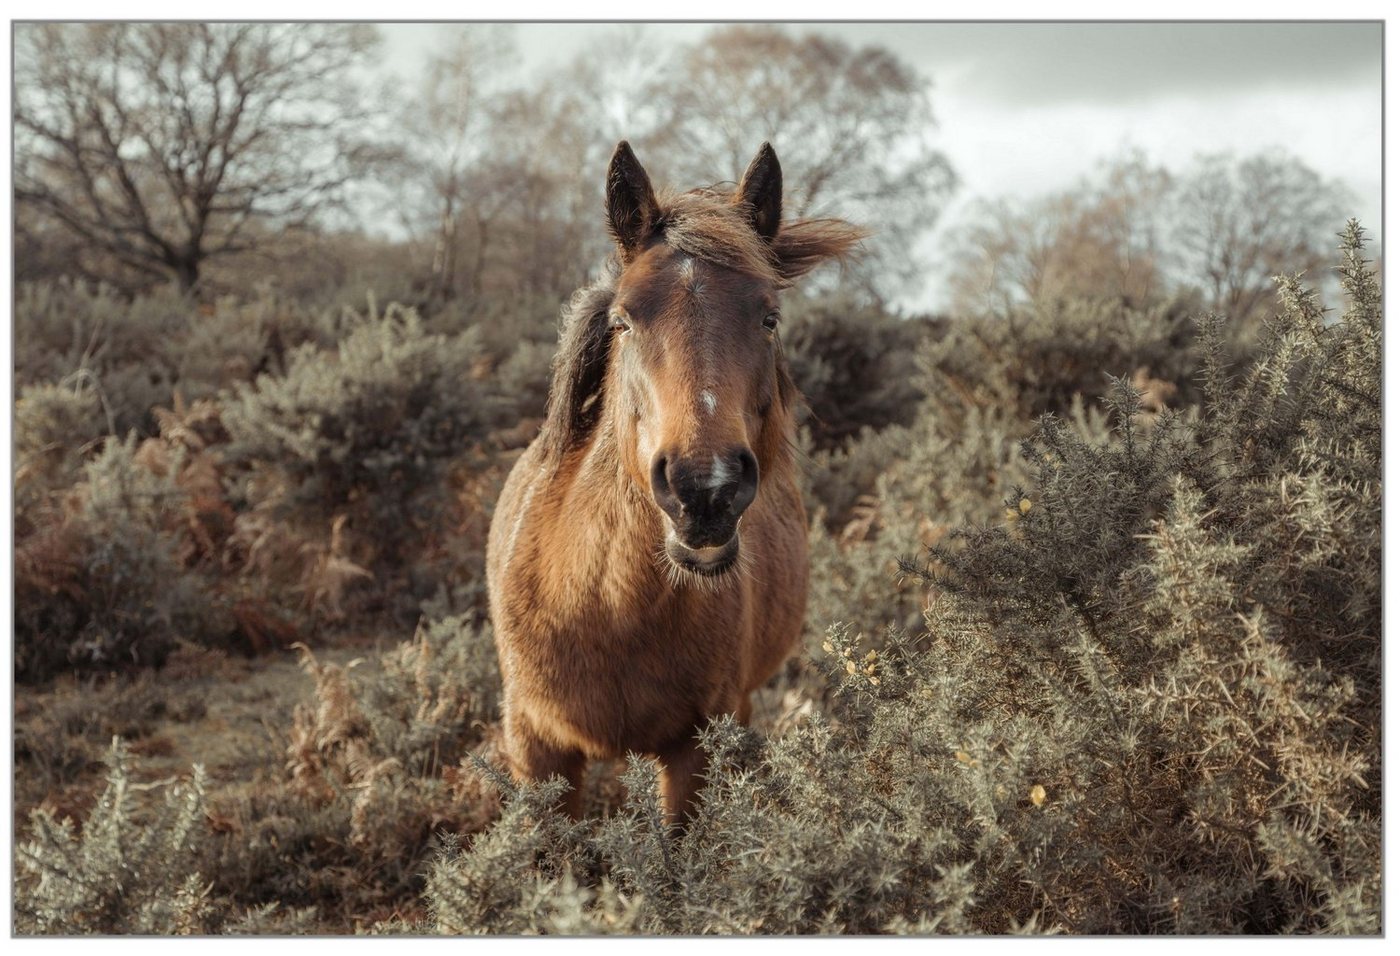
<box><xmin>899</xmin><ymin>22</ymin><xmax>1381</xmax><ymax>108</ymax></box>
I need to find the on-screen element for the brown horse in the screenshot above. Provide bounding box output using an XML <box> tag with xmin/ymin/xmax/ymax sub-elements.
<box><xmin>486</xmin><ymin>140</ymin><xmax>864</xmax><ymax>824</ymax></box>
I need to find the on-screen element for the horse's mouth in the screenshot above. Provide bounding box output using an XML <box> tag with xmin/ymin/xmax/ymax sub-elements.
<box><xmin>664</xmin><ymin>530</ymin><xmax>740</xmax><ymax>578</ymax></box>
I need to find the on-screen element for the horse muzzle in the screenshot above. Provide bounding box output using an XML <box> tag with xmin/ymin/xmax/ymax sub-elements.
<box><xmin>663</xmin><ymin>527</ymin><xmax>740</xmax><ymax>577</ymax></box>
<box><xmin>650</xmin><ymin>447</ymin><xmax>755</xmax><ymax>578</ymax></box>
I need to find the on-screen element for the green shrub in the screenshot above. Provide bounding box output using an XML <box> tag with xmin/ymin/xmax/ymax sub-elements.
<box><xmin>782</xmin><ymin>292</ymin><xmax>936</xmax><ymax>449</ymax></box>
<box><xmin>13</xmin><ymin>281</ymin><xmax>188</xmax><ymax>436</ymax></box>
<box><xmin>490</xmin><ymin>338</ymin><xmax>556</xmax><ymax>429</ymax></box>
<box><xmin>916</xmin><ymin>291</ymin><xmax>1202</xmax><ymax>427</ymax></box>
<box><xmin>893</xmin><ymin>221</ymin><xmax>1381</xmax><ymax>931</ymax></box>
<box><xmin>16</xmin><ymin>741</ymin><xmax>320</xmax><ymax>935</ymax></box>
<box><xmin>299</xmin><ymin>614</ymin><xmax>502</xmax><ymax>782</ymax></box>
<box><xmin>417</xmin><ymin>225</ymin><xmax>1378</xmax><ymax>935</ymax></box>
<box><xmin>199</xmin><ymin>616</ymin><xmax>504</xmax><ymax>926</ymax></box>
<box><xmin>13</xmin><ymin>379</ymin><xmax>111</xmax><ymax>524</ymax></box>
<box><xmin>16</xmin><ymin>741</ymin><xmax>212</xmax><ymax>934</ymax></box>
<box><xmin>223</xmin><ymin>303</ymin><xmax>498</xmax><ymax>580</ymax></box>
<box><xmin>14</xmin><ymin>435</ymin><xmax>228</xmax><ymax>683</ymax></box>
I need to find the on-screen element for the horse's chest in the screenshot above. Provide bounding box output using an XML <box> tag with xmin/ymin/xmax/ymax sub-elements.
<box><xmin>506</xmin><ymin>600</ymin><xmax>744</xmax><ymax>756</ymax></box>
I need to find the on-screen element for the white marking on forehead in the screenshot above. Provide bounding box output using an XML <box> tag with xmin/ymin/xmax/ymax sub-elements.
<box><xmin>699</xmin><ymin>389</ymin><xmax>718</xmax><ymax>416</ymax></box>
<box><xmin>708</xmin><ymin>454</ymin><xmax>735</xmax><ymax>490</ymax></box>
<box><xmin>679</xmin><ymin>255</ymin><xmax>705</xmax><ymax>295</ymax></box>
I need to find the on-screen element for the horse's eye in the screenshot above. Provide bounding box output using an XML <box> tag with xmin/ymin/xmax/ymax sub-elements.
<box><xmin>762</xmin><ymin>311</ymin><xmax>781</xmax><ymax>333</ymax></box>
<box><xmin>609</xmin><ymin>309</ymin><xmax>632</xmax><ymax>333</ymax></box>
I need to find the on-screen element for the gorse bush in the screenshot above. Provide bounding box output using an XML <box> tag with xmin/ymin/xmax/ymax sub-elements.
<box><xmin>13</xmin><ymin>223</ymin><xmax>1380</xmax><ymax>935</ymax></box>
<box><xmin>12</xmin><ymin>285</ymin><xmax>531</xmax><ymax>681</ymax></box>
<box><xmin>13</xmin><ymin>379</ymin><xmax>111</xmax><ymax>523</ymax></box>
<box><xmin>915</xmin><ymin>290</ymin><xmax>1202</xmax><ymax>427</ymax></box>
<box><xmin>13</xmin><ymin>619</ymin><xmax>505</xmax><ymax>935</ymax></box>
<box><xmin>223</xmin><ymin>303</ymin><xmax>497</xmax><ymax>570</ymax></box>
<box><xmin>802</xmin><ymin>397</ymin><xmax>1030</xmax><ymax>657</ymax></box>
<box><xmin>348</xmin><ymin>615</ymin><xmax>502</xmax><ymax>776</ymax></box>
<box><xmin>198</xmin><ymin>616</ymin><xmax>504</xmax><ymax>925</ymax></box>
<box><xmin>16</xmin><ymin>740</ymin><xmax>320</xmax><ymax>935</ymax></box>
<box><xmin>287</xmin><ymin>615</ymin><xmax>500</xmax><ymax>799</ymax></box>
<box><xmin>16</xmin><ymin>741</ymin><xmax>213</xmax><ymax>935</ymax></box>
<box><xmin>412</xmin><ymin>224</ymin><xmax>1379</xmax><ymax>934</ymax></box>
<box><xmin>782</xmin><ymin>291</ymin><xmax>936</xmax><ymax>448</ymax></box>
<box><xmin>14</xmin><ymin>435</ymin><xmax>228</xmax><ymax>682</ymax></box>
<box><xmin>12</xmin><ymin>282</ymin><xmax>291</xmax><ymax>435</ymax></box>
<box><xmin>13</xmin><ymin>281</ymin><xmax>188</xmax><ymax>436</ymax></box>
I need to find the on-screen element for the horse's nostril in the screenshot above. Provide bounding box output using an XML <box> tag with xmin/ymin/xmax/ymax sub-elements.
<box><xmin>737</xmin><ymin>450</ymin><xmax>758</xmax><ymax>483</ymax></box>
<box><xmin>650</xmin><ymin>454</ymin><xmax>684</xmax><ymax>520</ymax></box>
<box><xmin>729</xmin><ymin>450</ymin><xmax>759</xmax><ymax>516</ymax></box>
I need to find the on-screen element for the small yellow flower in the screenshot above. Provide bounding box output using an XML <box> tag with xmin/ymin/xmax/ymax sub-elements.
<box><xmin>1019</xmin><ymin>497</ymin><xmax>1032</xmax><ymax>514</ymax></box>
<box><xmin>1029</xmin><ymin>784</ymin><xmax>1047</xmax><ymax>807</ymax></box>
<box><xmin>955</xmin><ymin>750</ymin><xmax>974</xmax><ymax>765</ymax></box>
<box><xmin>822</xmin><ymin>640</ymin><xmax>834</xmax><ymax>654</ymax></box>
<box><xmin>845</xmin><ymin>660</ymin><xmax>857</xmax><ymax>675</ymax></box>
<box><xmin>1005</xmin><ymin>507</ymin><xmax>1018</xmax><ymax>521</ymax></box>
<box><xmin>869</xmin><ymin>676</ymin><xmax>880</xmax><ymax>686</ymax></box>
<box><xmin>864</xmin><ymin>663</ymin><xmax>876</xmax><ymax>675</ymax></box>
<box><xmin>865</xmin><ymin>650</ymin><xmax>878</xmax><ymax>663</ymax></box>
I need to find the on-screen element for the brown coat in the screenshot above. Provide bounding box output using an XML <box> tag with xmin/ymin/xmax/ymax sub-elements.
<box><xmin>486</xmin><ymin>141</ymin><xmax>863</xmax><ymax>822</ymax></box>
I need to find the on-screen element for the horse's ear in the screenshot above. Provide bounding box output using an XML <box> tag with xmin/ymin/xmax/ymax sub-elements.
<box><xmin>735</xmin><ymin>142</ymin><xmax>783</xmax><ymax>242</ymax></box>
<box><xmin>606</xmin><ymin>141</ymin><xmax>660</xmax><ymax>260</ymax></box>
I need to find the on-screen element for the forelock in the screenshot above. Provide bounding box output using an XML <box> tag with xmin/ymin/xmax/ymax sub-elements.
<box><xmin>653</xmin><ymin>188</ymin><xmax>780</xmax><ymax>284</ymax></box>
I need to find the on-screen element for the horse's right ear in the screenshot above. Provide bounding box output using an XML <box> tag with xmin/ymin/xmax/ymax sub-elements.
<box><xmin>606</xmin><ymin>141</ymin><xmax>660</xmax><ymax>260</ymax></box>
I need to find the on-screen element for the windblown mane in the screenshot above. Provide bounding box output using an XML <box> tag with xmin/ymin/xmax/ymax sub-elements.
<box><xmin>537</xmin><ymin>188</ymin><xmax>866</xmax><ymax>461</ymax></box>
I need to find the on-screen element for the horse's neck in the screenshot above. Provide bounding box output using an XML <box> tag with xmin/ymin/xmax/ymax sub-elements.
<box><xmin>553</xmin><ymin>421</ymin><xmax>671</xmax><ymax>599</ymax></box>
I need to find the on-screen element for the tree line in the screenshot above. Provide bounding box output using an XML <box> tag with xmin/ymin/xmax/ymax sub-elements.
<box><xmin>15</xmin><ymin>22</ymin><xmax>1355</xmax><ymax>323</ymax></box>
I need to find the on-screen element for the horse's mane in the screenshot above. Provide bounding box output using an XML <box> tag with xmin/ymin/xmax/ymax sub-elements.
<box><xmin>537</xmin><ymin>263</ymin><xmax>619</xmax><ymax>463</ymax></box>
<box><xmin>537</xmin><ymin>188</ymin><xmax>866</xmax><ymax>462</ymax></box>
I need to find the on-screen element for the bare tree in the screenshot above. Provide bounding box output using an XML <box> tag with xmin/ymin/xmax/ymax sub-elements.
<box><xmin>949</xmin><ymin>154</ymin><xmax>1172</xmax><ymax>315</ymax></box>
<box><xmin>1172</xmin><ymin>152</ymin><xmax>1351</xmax><ymax>323</ymax></box>
<box><xmin>480</xmin><ymin>83</ymin><xmax>606</xmax><ymax>299</ymax></box>
<box><xmin>408</xmin><ymin>25</ymin><xmax>953</xmax><ymax>305</ymax></box>
<box><xmin>494</xmin><ymin>29</ymin><xmax>677</xmax><ymax>295</ymax></box>
<box><xmin>15</xmin><ymin>23</ymin><xmax>379</xmax><ymax>291</ymax></box>
<box><xmin>396</xmin><ymin>30</ymin><xmax>665</xmax><ymax>305</ymax></box>
<box><xmin>395</xmin><ymin>25</ymin><xmax>518</xmax><ymax>302</ymax></box>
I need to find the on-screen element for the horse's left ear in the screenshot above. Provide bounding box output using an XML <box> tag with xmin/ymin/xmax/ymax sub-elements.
<box><xmin>735</xmin><ymin>142</ymin><xmax>783</xmax><ymax>242</ymax></box>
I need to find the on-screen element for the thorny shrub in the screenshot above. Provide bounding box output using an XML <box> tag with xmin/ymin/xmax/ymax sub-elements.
<box><xmin>14</xmin><ymin>223</ymin><xmax>1381</xmax><ymax>935</ymax></box>
<box><xmin>416</xmin><ymin>223</ymin><xmax>1379</xmax><ymax>934</ymax></box>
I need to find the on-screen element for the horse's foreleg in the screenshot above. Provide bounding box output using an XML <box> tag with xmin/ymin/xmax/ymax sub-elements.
<box><xmin>504</xmin><ymin>710</ymin><xmax>586</xmax><ymax>818</ymax></box>
<box><xmin>659</xmin><ymin>732</ymin><xmax>708</xmax><ymax>827</ymax></box>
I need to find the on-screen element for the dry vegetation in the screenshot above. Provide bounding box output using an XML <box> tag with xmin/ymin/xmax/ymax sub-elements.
<box><xmin>11</xmin><ymin>21</ymin><xmax>1380</xmax><ymax>937</ymax></box>
<box><xmin>14</xmin><ymin>224</ymin><xmax>1380</xmax><ymax>934</ymax></box>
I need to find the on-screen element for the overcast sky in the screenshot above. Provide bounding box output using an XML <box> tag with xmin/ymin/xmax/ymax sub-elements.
<box><xmin>377</xmin><ymin>21</ymin><xmax>1382</xmax><ymax>311</ymax></box>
